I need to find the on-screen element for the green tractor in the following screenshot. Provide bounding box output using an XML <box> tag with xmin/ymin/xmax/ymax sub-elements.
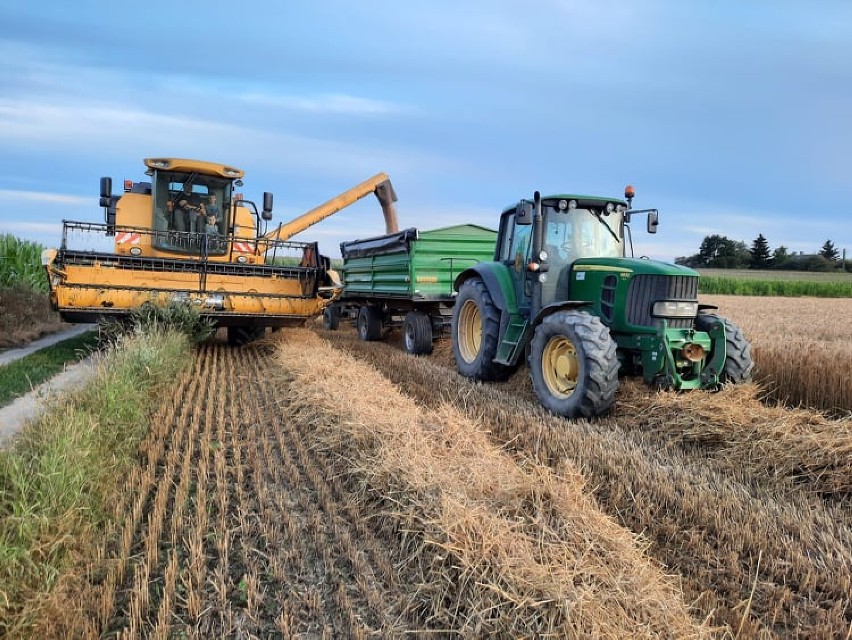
<box><xmin>451</xmin><ymin>186</ymin><xmax>753</xmax><ymax>419</ymax></box>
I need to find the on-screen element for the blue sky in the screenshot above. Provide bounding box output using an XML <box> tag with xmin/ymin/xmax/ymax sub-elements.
<box><xmin>1</xmin><ymin>1</ymin><xmax>850</xmax><ymax>262</ymax></box>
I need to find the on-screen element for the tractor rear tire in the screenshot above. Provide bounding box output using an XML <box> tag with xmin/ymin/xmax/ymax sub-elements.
<box><xmin>228</xmin><ymin>325</ymin><xmax>265</xmax><ymax>346</ymax></box>
<box><xmin>529</xmin><ymin>310</ymin><xmax>619</xmax><ymax>419</ymax></box>
<box><xmin>451</xmin><ymin>278</ymin><xmax>515</xmax><ymax>381</ymax></box>
<box><xmin>357</xmin><ymin>306</ymin><xmax>383</xmax><ymax>341</ymax></box>
<box><xmin>695</xmin><ymin>313</ymin><xmax>754</xmax><ymax>383</ymax></box>
<box><xmin>323</xmin><ymin>305</ymin><xmax>340</xmax><ymax>331</ymax></box>
<box><xmin>403</xmin><ymin>310</ymin><xmax>433</xmax><ymax>355</ymax></box>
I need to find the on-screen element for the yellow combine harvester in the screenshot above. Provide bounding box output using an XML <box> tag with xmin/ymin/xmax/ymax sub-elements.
<box><xmin>43</xmin><ymin>157</ymin><xmax>398</xmax><ymax>344</ymax></box>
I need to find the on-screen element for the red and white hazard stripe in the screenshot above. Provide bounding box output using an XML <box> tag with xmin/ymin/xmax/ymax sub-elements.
<box><xmin>233</xmin><ymin>241</ymin><xmax>254</xmax><ymax>253</ymax></box>
<box><xmin>115</xmin><ymin>232</ymin><xmax>142</xmax><ymax>245</ymax></box>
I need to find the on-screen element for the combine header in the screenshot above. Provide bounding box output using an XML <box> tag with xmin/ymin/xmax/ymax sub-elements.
<box><xmin>43</xmin><ymin>157</ymin><xmax>397</xmax><ymax>344</ymax></box>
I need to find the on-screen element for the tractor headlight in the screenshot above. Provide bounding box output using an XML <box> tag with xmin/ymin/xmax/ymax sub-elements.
<box><xmin>538</xmin><ymin>272</ymin><xmax>548</xmax><ymax>283</ymax></box>
<box><xmin>652</xmin><ymin>301</ymin><xmax>698</xmax><ymax>318</ymax></box>
<box><xmin>539</xmin><ymin>249</ymin><xmax>548</xmax><ymax>261</ymax></box>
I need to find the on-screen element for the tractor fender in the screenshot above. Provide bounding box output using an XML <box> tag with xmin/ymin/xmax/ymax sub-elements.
<box><xmin>454</xmin><ymin>264</ymin><xmax>519</xmax><ymax>316</ymax></box>
<box><xmin>454</xmin><ymin>263</ymin><xmax>520</xmax><ymax>341</ymax></box>
<box><xmin>531</xmin><ymin>300</ymin><xmax>594</xmax><ymax>330</ymax></box>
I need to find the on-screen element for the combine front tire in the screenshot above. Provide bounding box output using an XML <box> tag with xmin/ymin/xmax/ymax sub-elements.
<box><xmin>529</xmin><ymin>311</ymin><xmax>619</xmax><ymax>419</ymax></box>
<box><xmin>403</xmin><ymin>310</ymin><xmax>433</xmax><ymax>355</ymax></box>
<box><xmin>357</xmin><ymin>306</ymin><xmax>383</xmax><ymax>341</ymax></box>
<box><xmin>696</xmin><ymin>313</ymin><xmax>754</xmax><ymax>383</ymax></box>
<box><xmin>451</xmin><ymin>278</ymin><xmax>514</xmax><ymax>381</ymax></box>
<box><xmin>323</xmin><ymin>305</ymin><xmax>341</xmax><ymax>331</ymax></box>
<box><xmin>228</xmin><ymin>325</ymin><xmax>265</xmax><ymax>346</ymax></box>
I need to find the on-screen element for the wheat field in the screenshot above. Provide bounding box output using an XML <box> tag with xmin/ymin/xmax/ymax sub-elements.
<box><xmin>701</xmin><ymin>294</ymin><xmax>852</xmax><ymax>416</ymax></box>
<box><xmin>29</xmin><ymin>295</ymin><xmax>852</xmax><ymax>638</ymax></box>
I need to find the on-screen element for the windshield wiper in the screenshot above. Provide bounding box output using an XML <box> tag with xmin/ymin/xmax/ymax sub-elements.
<box><xmin>594</xmin><ymin>211</ymin><xmax>620</xmax><ymax>244</ymax></box>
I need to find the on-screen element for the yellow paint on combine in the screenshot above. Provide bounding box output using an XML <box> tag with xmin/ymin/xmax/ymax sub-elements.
<box><xmin>44</xmin><ymin>157</ymin><xmax>398</xmax><ymax>331</ymax></box>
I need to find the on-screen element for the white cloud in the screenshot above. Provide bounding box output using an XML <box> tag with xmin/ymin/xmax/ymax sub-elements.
<box><xmin>234</xmin><ymin>92</ymin><xmax>410</xmax><ymax>116</ymax></box>
<box><xmin>0</xmin><ymin>97</ymin><xmax>456</xmax><ymax>181</ymax></box>
<box><xmin>0</xmin><ymin>189</ymin><xmax>89</xmax><ymax>205</ymax></box>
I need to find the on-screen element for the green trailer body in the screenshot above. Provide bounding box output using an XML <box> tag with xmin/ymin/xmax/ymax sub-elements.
<box><xmin>339</xmin><ymin>224</ymin><xmax>497</xmax><ymax>300</ymax></box>
<box><xmin>325</xmin><ymin>224</ymin><xmax>497</xmax><ymax>354</ymax></box>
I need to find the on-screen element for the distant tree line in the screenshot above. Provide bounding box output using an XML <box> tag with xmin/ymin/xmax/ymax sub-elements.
<box><xmin>676</xmin><ymin>234</ymin><xmax>851</xmax><ymax>272</ymax></box>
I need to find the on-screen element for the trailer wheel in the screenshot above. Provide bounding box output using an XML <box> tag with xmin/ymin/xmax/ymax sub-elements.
<box><xmin>357</xmin><ymin>306</ymin><xmax>383</xmax><ymax>341</ymax></box>
<box><xmin>403</xmin><ymin>310</ymin><xmax>433</xmax><ymax>355</ymax></box>
<box><xmin>228</xmin><ymin>325</ymin><xmax>265</xmax><ymax>346</ymax></box>
<box><xmin>323</xmin><ymin>306</ymin><xmax>340</xmax><ymax>331</ymax></box>
<box><xmin>695</xmin><ymin>313</ymin><xmax>754</xmax><ymax>384</ymax></box>
<box><xmin>530</xmin><ymin>311</ymin><xmax>619</xmax><ymax>419</ymax></box>
<box><xmin>451</xmin><ymin>278</ymin><xmax>514</xmax><ymax>381</ymax></box>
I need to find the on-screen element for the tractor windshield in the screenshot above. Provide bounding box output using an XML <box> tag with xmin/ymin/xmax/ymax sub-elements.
<box><xmin>151</xmin><ymin>170</ymin><xmax>232</xmax><ymax>255</ymax></box>
<box><xmin>543</xmin><ymin>206</ymin><xmax>624</xmax><ymax>265</ymax></box>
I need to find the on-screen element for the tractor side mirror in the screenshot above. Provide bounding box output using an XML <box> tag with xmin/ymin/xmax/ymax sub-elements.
<box><xmin>647</xmin><ymin>210</ymin><xmax>659</xmax><ymax>234</ymax></box>
<box><xmin>262</xmin><ymin>192</ymin><xmax>273</xmax><ymax>221</ymax></box>
<box><xmin>99</xmin><ymin>177</ymin><xmax>112</xmax><ymax>208</ymax></box>
<box><xmin>515</xmin><ymin>202</ymin><xmax>533</xmax><ymax>225</ymax></box>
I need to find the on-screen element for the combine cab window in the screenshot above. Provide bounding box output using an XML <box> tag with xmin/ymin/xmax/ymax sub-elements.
<box><xmin>151</xmin><ymin>171</ymin><xmax>231</xmax><ymax>255</ymax></box>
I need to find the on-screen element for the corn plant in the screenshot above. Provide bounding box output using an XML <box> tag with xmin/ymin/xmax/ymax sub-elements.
<box><xmin>0</xmin><ymin>234</ymin><xmax>48</xmax><ymax>292</ymax></box>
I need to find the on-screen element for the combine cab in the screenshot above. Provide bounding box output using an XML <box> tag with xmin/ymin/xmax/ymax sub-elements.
<box><xmin>43</xmin><ymin>157</ymin><xmax>398</xmax><ymax>344</ymax></box>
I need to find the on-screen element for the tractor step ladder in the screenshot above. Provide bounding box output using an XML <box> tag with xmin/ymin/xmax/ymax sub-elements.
<box><xmin>495</xmin><ymin>317</ymin><xmax>528</xmax><ymax>365</ymax></box>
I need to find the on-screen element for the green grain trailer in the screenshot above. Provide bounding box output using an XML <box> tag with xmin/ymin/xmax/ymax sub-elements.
<box><xmin>324</xmin><ymin>224</ymin><xmax>497</xmax><ymax>354</ymax></box>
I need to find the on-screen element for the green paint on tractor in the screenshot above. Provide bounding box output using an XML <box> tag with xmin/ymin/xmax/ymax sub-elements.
<box><xmin>450</xmin><ymin>189</ymin><xmax>754</xmax><ymax>419</ymax></box>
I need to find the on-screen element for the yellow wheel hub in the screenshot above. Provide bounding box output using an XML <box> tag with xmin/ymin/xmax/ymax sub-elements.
<box><xmin>541</xmin><ymin>336</ymin><xmax>579</xmax><ymax>399</ymax></box>
<box><xmin>457</xmin><ymin>300</ymin><xmax>481</xmax><ymax>363</ymax></box>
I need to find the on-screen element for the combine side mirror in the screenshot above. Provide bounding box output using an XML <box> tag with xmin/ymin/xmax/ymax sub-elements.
<box><xmin>262</xmin><ymin>192</ymin><xmax>273</xmax><ymax>221</ymax></box>
<box><xmin>647</xmin><ymin>210</ymin><xmax>659</xmax><ymax>234</ymax></box>
<box><xmin>99</xmin><ymin>177</ymin><xmax>112</xmax><ymax>208</ymax></box>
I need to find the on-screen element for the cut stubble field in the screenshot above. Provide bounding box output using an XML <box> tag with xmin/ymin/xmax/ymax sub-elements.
<box><xmin>37</xmin><ymin>295</ymin><xmax>852</xmax><ymax>639</ymax></box>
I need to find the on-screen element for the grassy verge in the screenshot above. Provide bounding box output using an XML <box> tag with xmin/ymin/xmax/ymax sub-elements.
<box><xmin>0</xmin><ymin>331</ymin><xmax>99</xmax><ymax>407</ymax></box>
<box><xmin>0</xmin><ymin>328</ymin><xmax>190</xmax><ymax>636</ymax></box>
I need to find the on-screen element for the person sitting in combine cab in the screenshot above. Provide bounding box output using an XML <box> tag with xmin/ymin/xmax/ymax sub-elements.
<box><xmin>204</xmin><ymin>213</ymin><xmax>219</xmax><ymax>236</ymax></box>
<box><xmin>175</xmin><ymin>183</ymin><xmax>203</xmax><ymax>233</ymax></box>
<box><xmin>203</xmin><ymin>212</ymin><xmax>222</xmax><ymax>251</ymax></box>
<box><xmin>202</xmin><ymin>193</ymin><xmax>220</xmax><ymax>224</ymax></box>
<box><xmin>155</xmin><ymin>200</ymin><xmax>173</xmax><ymax>233</ymax></box>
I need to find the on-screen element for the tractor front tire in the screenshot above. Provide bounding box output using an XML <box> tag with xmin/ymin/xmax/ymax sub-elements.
<box><xmin>451</xmin><ymin>278</ymin><xmax>514</xmax><ymax>381</ymax></box>
<box><xmin>357</xmin><ymin>306</ymin><xmax>383</xmax><ymax>341</ymax></box>
<box><xmin>403</xmin><ymin>310</ymin><xmax>433</xmax><ymax>355</ymax></box>
<box><xmin>529</xmin><ymin>311</ymin><xmax>619</xmax><ymax>419</ymax></box>
<box><xmin>695</xmin><ymin>313</ymin><xmax>754</xmax><ymax>383</ymax></box>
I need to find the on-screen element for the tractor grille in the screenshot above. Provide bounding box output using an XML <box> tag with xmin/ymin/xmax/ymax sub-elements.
<box><xmin>627</xmin><ymin>274</ymin><xmax>698</xmax><ymax>328</ymax></box>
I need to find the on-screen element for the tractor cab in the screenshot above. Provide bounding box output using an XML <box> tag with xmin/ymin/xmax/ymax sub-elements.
<box><xmin>496</xmin><ymin>193</ymin><xmax>639</xmax><ymax>309</ymax></box>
